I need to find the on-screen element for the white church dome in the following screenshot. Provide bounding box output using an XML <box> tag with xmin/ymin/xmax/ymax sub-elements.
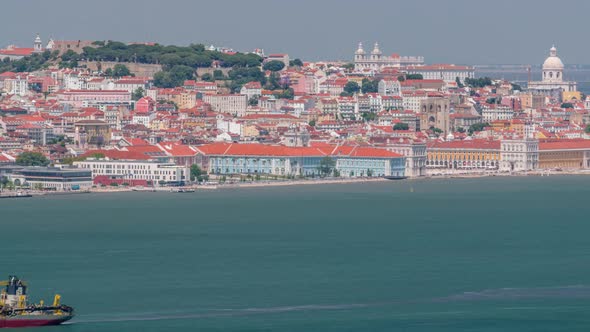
<box><xmin>542</xmin><ymin>45</ymin><xmax>564</xmax><ymax>70</ymax></box>
<box><xmin>355</xmin><ymin>42</ymin><xmax>365</xmax><ymax>55</ymax></box>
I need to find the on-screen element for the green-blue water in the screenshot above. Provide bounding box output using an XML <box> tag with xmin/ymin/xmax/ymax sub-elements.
<box><xmin>1</xmin><ymin>176</ymin><xmax>590</xmax><ymax>331</ymax></box>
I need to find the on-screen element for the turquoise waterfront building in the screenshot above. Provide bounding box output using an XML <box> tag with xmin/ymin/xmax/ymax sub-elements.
<box><xmin>199</xmin><ymin>143</ymin><xmax>406</xmax><ymax>178</ymax></box>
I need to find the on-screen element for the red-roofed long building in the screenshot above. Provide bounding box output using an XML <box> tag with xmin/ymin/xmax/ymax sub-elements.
<box><xmin>538</xmin><ymin>139</ymin><xmax>590</xmax><ymax>169</ymax></box>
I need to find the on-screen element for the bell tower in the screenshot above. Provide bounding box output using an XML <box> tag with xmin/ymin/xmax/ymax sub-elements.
<box><xmin>33</xmin><ymin>33</ymin><xmax>43</xmax><ymax>53</ymax></box>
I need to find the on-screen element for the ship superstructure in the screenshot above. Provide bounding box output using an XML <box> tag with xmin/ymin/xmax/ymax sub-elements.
<box><xmin>0</xmin><ymin>276</ymin><xmax>74</xmax><ymax>328</ymax></box>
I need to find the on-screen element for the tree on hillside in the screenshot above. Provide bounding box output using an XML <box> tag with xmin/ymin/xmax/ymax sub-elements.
<box><xmin>132</xmin><ymin>87</ymin><xmax>145</xmax><ymax>101</ymax></box>
<box><xmin>263</xmin><ymin>60</ymin><xmax>285</xmax><ymax>72</ymax></box>
<box><xmin>361</xmin><ymin>78</ymin><xmax>379</xmax><ymax>93</ymax></box>
<box><xmin>561</xmin><ymin>102</ymin><xmax>574</xmax><ymax>109</ymax></box>
<box><xmin>275</xmin><ymin>88</ymin><xmax>294</xmax><ymax>100</ymax></box>
<box><xmin>201</xmin><ymin>73</ymin><xmax>214</xmax><ymax>82</ymax></box>
<box><xmin>189</xmin><ymin>43</ymin><xmax>205</xmax><ymax>52</ymax></box>
<box><xmin>393</xmin><ymin>123</ymin><xmax>409</xmax><ymax>130</ymax></box>
<box><xmin>486</xmin><ymin>97</ymin><xmax>502</xmax><ymax>104</ymax></box>
<box><xmin>585</xmin><ymin>124</ymin><xmax>590</xmax><ymax>133</ymax></box>
<box><xmin>213</xmin><ymin>69</ymin><xmax>225</xmax><ymax>80</ymax></box>
<box><xmin>154</xmin><ymin>65</ymin><xmax>195</xmax><ymax>88</ymax></box>
<box><xmin>361</xmin><ymin>112</ymin><xmax>377</xmax><ymax>122</ymax></box>
<box><xmin>16</xmin><ymin>152</ymin><xmax>50</xmax><ymax>166</ymax></box>
<box><xmin>406</xmin><ymin>74</ymin><xmax>423</xmax><ymax>80</ymax></box>
<box><xmin>343</xmin><ymin>81</ymin><xmax>360</xmax><ymax>95</ymax></box>
<box><xmin>58</xmin><ymin>50</ymin><xmax>79</xmax><ymax>69</ymax></box>
<box><xmin>341</xmin><ymin>63</ymin><xmax>355</xmax><ymax>71</ymax></box>
<box><xmin>289</xmin><ymin>59</ymin><xmax>303</xmax><ymax>67</ymax></box>
<box><xmin>430</xmin><ymin>127</ymin><xmax>443</xmax><ymax>136</ymax></box>
<box><xmin>265</xmin><ymin>72</ymin><xmax>281</xmax><ymax>90</ymax></box>
<box><xmin>468</xmin><ymin>122</ymin><xmax>490</xmax><ymax>134</ymax></box>
<box><xmin>455</xmin><ymin>77</ymin><xmax>465</xmax><ymax>88</ymax></box>
<box><xmin>248</xmin><ymin>96</ymin><xmax>259</xmax><ymax>106</ymax></box>
<box><xmin>154</xmin><ymin>71</ymin><xmax>175</xmax><ymax>88</ymax></box>
<box><xmin>112</xmin><ymin>64</ymin><xmax>131</xmax><ymax>77</ymax></box>
<box><xmin>465</xmin><ymin>77</ymin><xmax>492</xmax><ymax>88</ymax></box>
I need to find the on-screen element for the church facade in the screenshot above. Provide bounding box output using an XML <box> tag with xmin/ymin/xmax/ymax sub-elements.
<box><xmin>354</xmin><ymin>42</ymin><xmax>424</xmax><ymax>71</ymax></box>
<box><xmin>527</xmin><ymin>46</ymin><xmax>577</xmax><ymax>100</ymax></box>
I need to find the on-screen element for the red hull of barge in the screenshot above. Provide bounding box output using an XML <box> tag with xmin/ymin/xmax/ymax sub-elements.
<box><xmin>0</xmin><ymin>316</ymin><xmax>72</xmax><ymax>328</ymax></box>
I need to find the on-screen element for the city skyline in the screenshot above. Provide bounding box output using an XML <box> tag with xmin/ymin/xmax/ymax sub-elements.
<box><xmin>1</xmin><ymin>0</ymin><xmax>589</xmax><ymax>65</ymax></box>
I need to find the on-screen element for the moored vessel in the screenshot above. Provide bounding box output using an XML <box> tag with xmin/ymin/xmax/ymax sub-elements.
<box><xmin>0</xmin><ymin>276</ymin><xmax>74</xmax><ymax>328</ymax></box>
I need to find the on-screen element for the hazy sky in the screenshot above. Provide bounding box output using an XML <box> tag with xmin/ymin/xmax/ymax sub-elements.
<box><xmin>2</xmin><ymin>0</ymin><xmax>589</xmax><ymax>65</ymax></box>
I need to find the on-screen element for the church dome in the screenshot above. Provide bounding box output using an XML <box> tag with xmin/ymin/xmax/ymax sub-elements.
<box><xmin>355</xmin><ymin>42</ymin><xmax>365</xmax><ymax>55</ymax></box>
<box><xmin>371</xmin><ymin>42</ymin><xmax>382</xmax><ymax>55</ymax></box>
<box><xmin>542</xmin><ymin>45</ymin><xmax>564</xmax><ymax>70</ymax></box>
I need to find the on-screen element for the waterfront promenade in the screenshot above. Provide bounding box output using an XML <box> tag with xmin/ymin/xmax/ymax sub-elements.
<box><xmin>2</xmin><ymin>169</ymin><xmax>590</xmax><ymax>197</ymax></box>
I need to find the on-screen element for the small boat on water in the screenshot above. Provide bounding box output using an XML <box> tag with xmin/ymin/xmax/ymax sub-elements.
<box><xmin>0</xmin><ymin>192</ymin><xmax>32</xmax><ymax>199</ymax></box>
<box><xmin>0</xmin><ymin>276</ymin><xmax>74</xmax><ymax>328</ymax></box>
<box><xmin>383</xmin><ymin>176</ymin><xmax>407</xmax><ymax>180</ymax></box>
<box><xmin>170</xmin><ymin>188</ymin><xmax>195</xmax><ymax>193</ymax></box>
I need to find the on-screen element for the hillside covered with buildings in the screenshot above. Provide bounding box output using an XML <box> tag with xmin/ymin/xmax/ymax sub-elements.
<box><xmin>1</xmin><ymin>36</ymin><xmax>590</xmax><ymax>190</ymax></box>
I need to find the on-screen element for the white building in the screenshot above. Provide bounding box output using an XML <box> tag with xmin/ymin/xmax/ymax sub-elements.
<box><xmin>132</xmin><ymin>112</ymin><xmax>155</xmax><ymax>127</ymax></box>
<box><xmin>482</xmin><ymin>105</ymin><xmax>514</xmax><ymax>122</ymax></box>
<box><xmin>74</xmin><ymin>159</ymin><xmax>190</xmax><ymax>184</ymax></box>
<box><xmin>63</xmin><ymin>71</ymin><xmax>84</xmax><ymax>90</ymax></box>
<box><xmin>383</xmin><ymin>140</ymin><xmax>427</xmax><ymax>177</ymax></box>
<box><xmin>500</xmin><ymin>139</ymin><xmax>539</xmax><ymax>172</ymax></box>
<box><xmin>378</xmin><ymin>79</ymin><xmax>402</xmax><ymax>97</ymax></box>
<box><xmin>404</xmin><ymin>64</ymin><xmax>475</xmax><ymax>84</ymax></box>
<box><xmin>240</xmin><ymin>82</ymin><xmax>262</xmax><ymax>101</ymax></box>
<box><xmin>528</xmin><ymin>46</ymin><xmax>577</xmax><ymax>98</ymax></box>
<box><xmin>203</xmin><ymin>94</ymin><xmax>248</xmax><ymax>116</ymax></box>
<box><xmin>402</xmin><ymin>91</ymin><xmax>428</xmax><ymax>112</ymax></box>
<box><xmin>216</xmin><ymin>114</ymin><xmax>243</xmax><ymax>136</ymax></box>
<box><xmin>354</xmin><ymin>42</ymin><xmax>424</xmax><ymax>71</ymax></box>
<box><xmin>7</xmin><ymin>74</ymin><xmax>29</xmax><ymax>96</ymax></box>
<box><xmin>16</xmin><ymin>167</ymin><xmax>93</xmax><ymax>190</ymax></box>
<box><xmin>113</xmin><ymin>78</ymin><xmax>151</xmax><ymax>93</ymax></box>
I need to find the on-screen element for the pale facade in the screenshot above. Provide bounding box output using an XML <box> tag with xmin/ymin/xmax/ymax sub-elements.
<box><xmin>57</xmin><ymin>90</ymin><xmax>131</xmax><ymax>108</ymax></box>
<box><xmin>404</xmin><ymin>65</ymin><xmax>475</xmax><ymax>84</ymax></box>
<box><xmin>354</xmin><ymin>42</ymin><xmax>424</xmax><ymax>71</ymax></box>
<box><xmin>419</xmin><ymin>96</ymin><xmax>450</xmax><ymax>133</ymax></box>
<box><xmin>482</xmin><ymin>105</ymin><xmax>514</xmax><ymax>122</ymax></box>
<box><xmin>203</xmin><ymin>94</ymin><xmax>248</xmax><ymax>116</ymax></box>
<box><xmin>378</xmin><ymin>79</ymin><xmax>402</xmax><ymax>97</ymax></box>
<box><xmin>74</xmin><ymin>159</ymin><xmax>190</xmax><ymax>183</ymax></box>
<box><xmin>385</xmin><ymin>141</ymin><xmax>427</xmax><ymax>177</ymax></box>
<box><xmin>528</xmin><ymin>46</ymin><xmax>577</xmax><ymax>98</ymax></box>
<box><xmin>499</xmin><ymin>139</ymin><xmax>539</xmax><ymax>172</ymax></box>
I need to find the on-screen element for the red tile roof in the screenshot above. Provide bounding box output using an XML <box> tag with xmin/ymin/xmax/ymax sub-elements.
<box><xmin>539</xmin><ymin>139</ymin><xmax>590</xmax><ymax>150</ymax></box>
<box><xmin>158</xmin><ymin>143</ymin><xmax>198</xmax><ymax>156</ymax></box>
<box><xmin>82</xmin><ymin>149</ymin><xmax>152</xmax><ymax>160</ymax></box>
<box><xmin>195</xmin><ymin>143</ymin><xmax>403</xmax><ymax>158</ymax></box>
<box><xmin>0</xmin><ymin>48</ymin><xmax>34</xmax><ymax>56</ymax></box>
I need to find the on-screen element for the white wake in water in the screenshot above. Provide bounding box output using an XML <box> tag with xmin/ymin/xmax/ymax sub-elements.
<box><xmin>69</xmin><ymin>285</ymin><xmax>590</xmax><ymax>324</ymax></box>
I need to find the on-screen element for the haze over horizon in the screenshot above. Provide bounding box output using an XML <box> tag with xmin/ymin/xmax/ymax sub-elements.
<box><xmin>2</xmin><ymin>0</ymin><xmax>589</xmax><ymax>65</ymax></box>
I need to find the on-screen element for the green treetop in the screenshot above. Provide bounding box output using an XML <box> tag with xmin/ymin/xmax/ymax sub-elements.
<box><xmin>16</xmin><ymin>152</ymin><xmax>50</xmax><ymax>166</ymax></box>
<box><xmin>263</xmin><ymin>60</ymin><xmax>286</xmax><ymax>72</ymax></box>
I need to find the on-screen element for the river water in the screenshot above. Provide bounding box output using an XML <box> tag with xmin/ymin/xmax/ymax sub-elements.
<box><xmin>1</xmin><ymin>176</ymin><xmax>589</xmax><ymax>331</ymax></box>
<box><xmin>476</xmin><ymin>66</ymin><xmax>590</xmax><ymax>94</ymax></box>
